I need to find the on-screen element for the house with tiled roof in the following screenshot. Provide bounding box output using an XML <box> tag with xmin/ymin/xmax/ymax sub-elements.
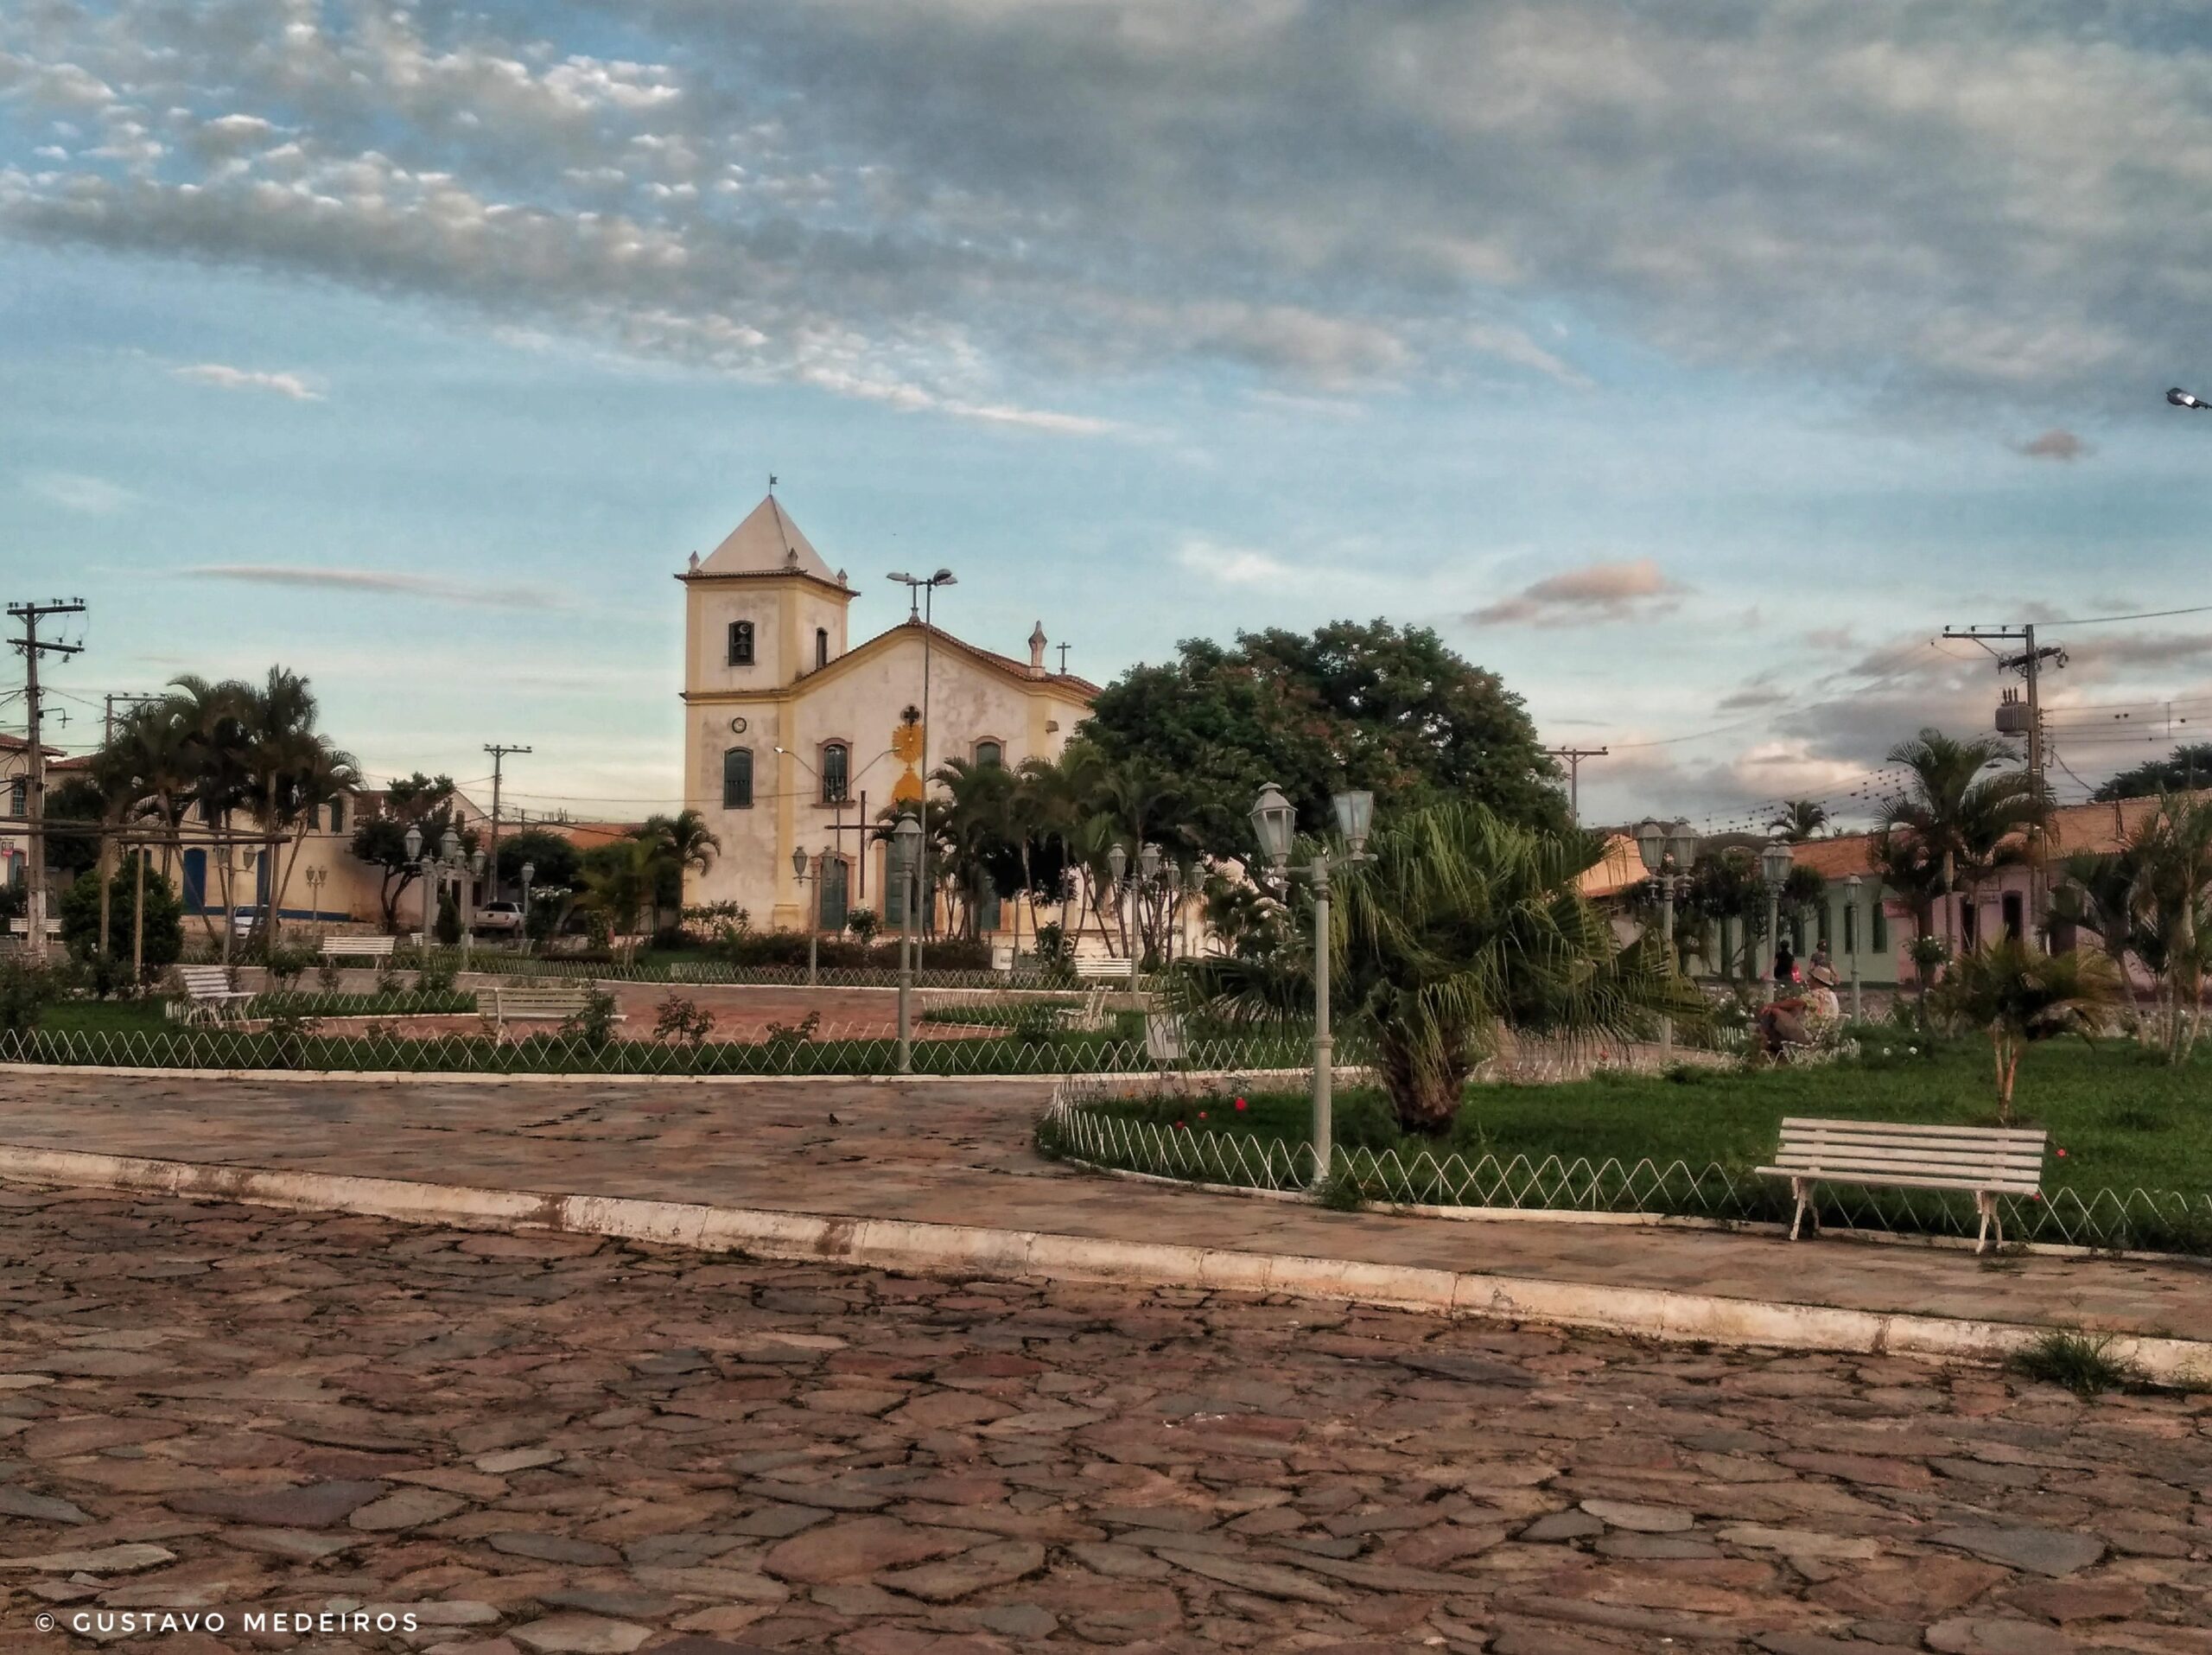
<box><xmin>677</xmin><ymin>495</ymin><xmax>1097</xmax><ymax>932</ymax></box>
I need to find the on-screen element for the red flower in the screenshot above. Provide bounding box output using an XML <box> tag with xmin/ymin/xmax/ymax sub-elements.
<box><xmin>2056</xmin><ymin>1148</ymin><xmax>2068</xmax><ymax>1157</ymax></box>
<box><xmin>1235</xmin><ymin>1098</ymin><xmax>1249</xmax><ymax>1111</ymax></box>
<box><xmin>1198</xmin><ymin>1111</ymin><xmax>1207</xmax><ymax>1120</ymax></box>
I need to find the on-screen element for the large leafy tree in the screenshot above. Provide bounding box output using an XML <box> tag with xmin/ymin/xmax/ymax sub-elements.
<box><xmin>1081</xmin><ymin>621</ymin><xmax>1564</xmax><ymax>863</ymax></box>
<box><xmin>2054</xmin><ymin>793</ymin><xmax>2212</xmax><ymax>1062</ymax></box>
<box><xmin>350</xmin><ymin>774</ymin><xmax>478</xmax><ymax>934</ymax></box>
<box><xmin>1186</xmin><ymin>804</ymin><xmax>1698</xmax><ymax>1135</ymax></box>
<box><xmin>2093</xmin><ymin>743</ymin><xmax>2212</xmax><ymax>803</ymax></box>
<box><xmin>495</xmin><ymin>829</ymin><xmax>581</xmax><ymax>896</ymax></box>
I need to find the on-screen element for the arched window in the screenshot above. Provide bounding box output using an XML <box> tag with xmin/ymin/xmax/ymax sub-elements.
<box><xmin>975</xmin><ymin>740</ymin><xmax>1003</xmax><ymax>768</ymax></box>
<box><xmin>728</xmin><ymin>621</ymin><xmax>755</xmax><ymax>666</ymax></box>
<box><xmin>722</xmin><ymin>747</ymin><xmax>753</xmax><ymax>809</ymax></box>
<box><xmin>821</xmin><ymin>742</ymin><xmax>849</xmax><ymax>804</ymax></box>
<box><xmin>816</xmin><ymin>627</ymin><xmax>830</xmax><ymax>669</ymax></box>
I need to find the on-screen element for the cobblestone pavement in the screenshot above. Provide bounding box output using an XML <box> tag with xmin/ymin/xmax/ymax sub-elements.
<box><xmin>1</xmin><ymin>1187</ymin><xmax>2208</xmax><ymax>1654</ymax></box>
<box><xmin>3</xmin><ymin>1073</ymin><xmax>2208</xmax><ymax>1342</ymax></box>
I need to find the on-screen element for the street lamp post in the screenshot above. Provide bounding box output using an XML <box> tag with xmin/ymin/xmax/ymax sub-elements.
<box><xmin>464</xmin><ymin>848</ymin><xmax>485</xmax><ymax>961</ymax></box>
<box><xmin>892</xmin><ymin>812</ymin><xmax>922</xmax><ymax>1074</ymax></box>
<box><xmin>1760</xmin><ymin>842</ymin><xmax>1795</xmax><ymax>1003</ymax></box>
<box><xmin>887</xmin><ymin>569</ymin><xmax>957</xmax><ymax>973</ymax></box>
<box><xmin>404</xmin><ymin>824</ymin><xmax>433</xmax><ymax>946</ymax></box>
<box><xmin>791</xmin><ymin>846</ymin><xmax>818</xmax><ymax>987</ymax></box>
<box><xmin>1844</xmin><ymin>874</ymin><xmax>1864</xmax><ymax>1022</ymax></box>
<box><xmin>2168</xmin><ymin>387</ymin><xmax>2209</xmax><ymax>411</ymax></box>
<box><xmin>520</xmin><ymin>861</ymin><xmax>536</xmax><ymax>943</ymax></box>
<box><xmin>1249</xmin><ymin>783</ymin><xmax>1374</xmax><ymax>1187</ymax></box>
<box><xmin>302</xmin><ymin>866</ymin><xmax>327</xmax><ymax>926</ymax></box>
<box><xmin>1633</xmin><ymin>818</ymin><xmax>1698</xmax><ymax>1056</ymax></box>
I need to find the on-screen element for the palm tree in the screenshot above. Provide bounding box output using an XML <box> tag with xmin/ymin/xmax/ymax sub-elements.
<box><xmin>166</xmin><ymin>675</ymin><xmax>254</xmax><ymax>956</ymax></box>
<box><xmin>2061</xmin><ymin>794</ymin><xmax>2212</xmax><ymax>1061</ymax></box>
<box><xmin>1933</xmin><ymin>938</ymin><xmax>2124</xmax><ymax>1123</ymax></box>
<box><xmin>637</xmin><ymin>811</ymin><xmax>721</xmax><ymax>935</ymax></box>
<box><xmin>580</xmin><ymin>837</ymin><xmax>661</xmax><ymax>964</ymax></box>
<box><xmin>1189</xmin><ymin>804</ymin><xmax>1700</xmax><ymax>1134</ymax></box>
<box><xmin>1769</xmin><ymin>799</ymin><xmax>1829</xmax><ymax>843</ymax></box>
<box><xmin>1878</xmin><ymin>729</ymin><xmax>2044</xmax><ymax>952</ymax></box>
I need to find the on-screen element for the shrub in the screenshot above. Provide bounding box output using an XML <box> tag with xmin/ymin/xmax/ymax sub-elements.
<box><xmin>317</xmin><ymin>958</ymin><xmax>343</xmax><ymax>994</ymax></box>
<box><xmin>265</xmin><ymin>943</ymin><xmax>316</xmax><ymax>991</ymax></box>
<box><xmin>1007</xmin><ymin>1003</ymin><xmax>1062</xmax><ymax>1045</ymax></box>
<box><xmin>845</xmin><ymin>908</ymin><xmax>880</xmax><ymax>945</ymax></box>
<box><xmin>416</xmin><ymin>959</ymin><xmax>459</xmax><ymax>996</ymax></box>
<box><xmin>58</xmin><ymin>864</ymin><xmax>184</xmax><ymax>973</ymax></box>
<box><xmin>560</xmin><ymin>987</ymin><xmax>622</xmax><ymax>1050</ymax></box>
<box><xmin>652</xmin><ymin>993</ymin><xmax>715</xmax><ymax>1047</ymax></box>
<box><xmin>263</xmin><ymin>1006</ymin><xmax>322</xmax><ymax>1070</ymax></box>
<box><xmin>0</xmin><ymin>961</ymin><xmax>60</xmax><ymax>1036</ymax></box>
<box><xmin>435</xmin><ymin>889</ymin><xmax>462</xmax><ymax>948</ymax></box>
<box><xmin>762</xmin><ymin>1009</ymin><xmax>822</xmax><ymax>1053</ymax></box>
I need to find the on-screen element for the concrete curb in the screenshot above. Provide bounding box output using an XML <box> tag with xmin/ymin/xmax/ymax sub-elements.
<box><xmin>0</xmin><ymin>1143</ymin><xmax>2203</xmax><ymax>1384</ymax></box>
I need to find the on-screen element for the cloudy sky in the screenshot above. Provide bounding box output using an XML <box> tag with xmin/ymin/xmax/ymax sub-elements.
<box><xmin>9</xmin><ymin>0</ymin><xmax>2212</xmax><ymax>831</ymax></box>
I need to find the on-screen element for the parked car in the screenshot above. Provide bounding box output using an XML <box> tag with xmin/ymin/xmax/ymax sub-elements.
<box><xmin>474</xmin><ymin>901</ymin><xmax>524</xmax><ymax>935</ymax></box>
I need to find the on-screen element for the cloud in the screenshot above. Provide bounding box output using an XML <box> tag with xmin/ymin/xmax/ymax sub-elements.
<box><xmin>23</xmin><ymin>471</ymin><xmax>134</xmax><ymax>514</ymax></box>
<box><xmin>1471</xmin><ymin>558</ymin><xmax>1685</xmax><ymax>627</ymax></box>
<box><xmin>1176</xmin><ymin>538</ymin><xmax>1305</xmax><ymax>589</ymax></box>
<box><xmin>170</xmin><ymin>363</ymin><xmax>322</xmax><ymax>400</ymax></box>
<box><xmin>2015</xmin><ymin>428</ymin><xmax>2090</xmax><ymax>461</ymax></box>
<box><xmin>181</xmin><ymin>564</ymin><xmax>567</xmax><ymax>610</ymax></box>
<box><xmin>9</xmin><ymin>0</ymin><xmax>2212</xmax><ymax>420</ymax></box>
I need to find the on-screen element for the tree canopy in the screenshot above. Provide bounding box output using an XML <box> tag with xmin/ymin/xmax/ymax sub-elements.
<box><xmin>2093</xmin><ymin>743</ymin><xmax>2212</xmax><ymax>803</ymax></box>
<box><xmin>1079</xmin><ymin>620</ymin><xmax>1564</xmax><ymax>861</ymax></box>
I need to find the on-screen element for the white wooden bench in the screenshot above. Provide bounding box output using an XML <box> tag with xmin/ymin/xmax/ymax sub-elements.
<box><xmin>1757</xmin><ymin>1117</ymin><xmax>2047</xmax><ymax>1253</ymax></box>
<box><xmin>1055</xmin><ymin>986</ymin><xmax>1109</xmax><ymax>1033</ymax></box>
<box><xmin>1144</xmin><ymin>1011</ymin><xmax>1187</xmax><ymax>1066</ymax></box>
<box><xmin>321</xmin><ymin>935</ymin><xmax>396</xmax><ymax>961</ymax></box>
<box><xmin>1073</xmin><ymin>955</ymin><xmax>1138</xmax><ymax>983</ymax></box>
<box><xmin>491</xmin><ymin>983</ymin><xmax>622</xmax><ymax>1038</ymax></box>
<box><xmin>176</xmin><ymin>964</ymin><xmax>253</xmax><ymax>1026</ymax></box>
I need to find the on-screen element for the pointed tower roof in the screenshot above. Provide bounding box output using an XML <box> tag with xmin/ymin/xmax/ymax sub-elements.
<box><xmin>694</xmin><ymin>496</ymin><xmax>839</xmax><ymax>582</ymax></box>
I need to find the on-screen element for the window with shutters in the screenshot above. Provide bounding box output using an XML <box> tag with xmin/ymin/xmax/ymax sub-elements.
<box><xmin>722</xmin><ymin>748</ymin><xmax>753</xmax><ymax>809</ymax></box>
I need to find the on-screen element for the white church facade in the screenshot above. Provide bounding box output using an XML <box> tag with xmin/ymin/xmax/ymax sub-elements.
<box><xmin>677</xmin><ymin>496</ymin><xmax>1097</xmax><ymax>933</ymax></box>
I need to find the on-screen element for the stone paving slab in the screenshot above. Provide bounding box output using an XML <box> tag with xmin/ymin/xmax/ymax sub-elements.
<box><xmin>0</xmin><ymin>1073</ymin><xmax>2208</xmax><ymax>1353</ymax></box>
<box><xmin>0</xmin><ymin>1187</ymin><xmax>2208</xmax><ymax>1653</ymax></box>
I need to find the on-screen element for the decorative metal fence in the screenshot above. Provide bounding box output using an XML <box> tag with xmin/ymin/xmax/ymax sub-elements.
<box><xmin>1041</xmin><ymin>1077</ymin><xmax>2212</xmax><ymax>1256</ymax></box>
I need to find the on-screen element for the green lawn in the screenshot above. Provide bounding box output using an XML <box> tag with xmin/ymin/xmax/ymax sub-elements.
<box><xmin>43</xmin><ymin>989</ymin><xmax>477</xmax><ymax>1035</ymax></box>
<box><xmin>1078</xmin><ymin>1034</ymin><xmax>2212</xmax><ymax>1204</ymax></box>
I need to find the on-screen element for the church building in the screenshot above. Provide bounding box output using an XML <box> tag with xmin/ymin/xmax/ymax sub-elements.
<box><xmin>677</xmin><ymin>496</ymin><xmax>1098</xmax><ymax>934</ymax></box>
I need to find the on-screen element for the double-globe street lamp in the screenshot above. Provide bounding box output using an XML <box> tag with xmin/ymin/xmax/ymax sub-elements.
<box><xmin>1249</xmin><ymin>782</ymin><xmax>1374</xmax><ymax>1185</ymax></box>
<box><xmin>1632</xmin><ymin>818</ymin><xmax>1699</xmax><ymax>1055</ymax></box>
<box><xmin>791</xmin><ymin>846</ymin><xmax>832</xmax><ymax>987</ymax></box>
<box><xmin>1104</xmin><ymin>840</ymin><xmax>1166</xmax><ymax>1001</ymax></box>
<box><xmin>891</xmin><ymin>812</ymin><xmax>925</xmax><ymax>1074</ymax></box>
<box><xmin>1843</xmin><ymin>872</ymin><xmax>1865</xmax><ymax>1022</ymax></box>
<box><xmin>1759</xmin><ymin>840</ymin><xmax>1795</xmax><ymax>1002</ymax></box>
<box><xmin>404</xmin><ymin>824</ymin><xmax>486</xmax><ymax>954</ymax></box>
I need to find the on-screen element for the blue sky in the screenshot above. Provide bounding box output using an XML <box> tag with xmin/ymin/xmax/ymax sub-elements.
<box><xmin>9</xmin><ymin>1</ymin><xmax>2212</xmax><ymax>831</ymax></box>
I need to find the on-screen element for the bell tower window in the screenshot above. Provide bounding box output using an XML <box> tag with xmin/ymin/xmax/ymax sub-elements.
<box><xmin>728</xmin><ymin>621</ymin><xmax>755</xmax><ymax>666</ymax></box>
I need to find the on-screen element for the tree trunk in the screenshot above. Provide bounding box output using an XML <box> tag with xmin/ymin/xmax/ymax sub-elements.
<box><xmin>1376</xmin><ymin>1030</ymin><xmax>1471</xmax><ymax>1136</ymax></box>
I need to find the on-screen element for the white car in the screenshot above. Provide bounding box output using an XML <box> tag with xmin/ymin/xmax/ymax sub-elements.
<box><xmin>474</xmin><ymin>901</ymin><xmax>524</xmax><ymax>935</ymax></box>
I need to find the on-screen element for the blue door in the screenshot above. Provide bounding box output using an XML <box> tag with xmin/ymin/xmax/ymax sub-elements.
<box><xmin>182</xmin><ymin>849</ymin><xmax>207</xmax><ymax>912</ymax></box>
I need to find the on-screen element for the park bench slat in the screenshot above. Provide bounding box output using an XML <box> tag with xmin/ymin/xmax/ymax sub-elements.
<box><xmin>489</xmin><ymin>984</ymin><xmax>622</xmax><ymax>1037</ymax></box>
<box><xmin>1072</xmin><ymin>957</ymin><xmax>1135</xmax><ymax>980</ymax></box>
<box><xmin>321</xmin><ymin>936</ymin><xmax>397</xmax><ymax>958</ymax></box>
<box><xmin>1758</xmin><ymin>1117</ymin><xmax>2048</xmax><ymax>1253</ymax></box>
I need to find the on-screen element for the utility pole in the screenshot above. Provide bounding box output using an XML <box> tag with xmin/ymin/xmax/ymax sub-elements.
<box><xmin>1943</xmin><ymin>623</ymin><xmax>2067</xmax><ymax>951</ymax></box>
<box><xmin>103</xmin><ymin>691</ymin><xmax>159</xmax><ymax>746</ymax></box>
<box><xmin>1546</xmin><ymin>746</ymin><xmax>1609</xmax><ymax>826</ymax></box>
<box><xmin>8</xmin><ymin>598</ymin><xmax>86</xmax><ymax>962</ymax></box>
<box><xmin>483</xmin><ymin>743</ymin><xmax>532</xmax><ymax>902</ymax></box>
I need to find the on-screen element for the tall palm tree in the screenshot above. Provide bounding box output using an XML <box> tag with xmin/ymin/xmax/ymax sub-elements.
<box><xmin>1768</xmin><ymin>799</ymin><xmax>1829</xmax><ymax>843</ymax></box>
<box><xmin>166</xmin><ymin>675</ymin><xmax>254</xmax><ymax>956</ymax></box>
<box><xmin>637</xmin><ymin>810</ymin><xmax>721</xmax><ymax>934</ymax></box>
<box><xmin>1878</xmin><ymin>728</ymin><xmax>2044</xmax><ymax>952</ymax></box>
<box><xmin>929</xmin><ymin>756</ymin><xmax>1018</xmax><ymax>940</ymax></box>
<box><xmin>1190</xmin><ymin>805</ymin><xmax>1700</xmax><ymax>1134</ymax></box>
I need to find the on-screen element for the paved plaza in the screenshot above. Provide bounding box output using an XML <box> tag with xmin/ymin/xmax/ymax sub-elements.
<box><xmin>0</xmin><ymin>1072</ymin><xmax>2207</xmax><ymax>1342</ymax></box>
<box><xmin>0</xmin><ymin>1186</ymin><xmax>2208</xmax><ymax>1654</ymax></box>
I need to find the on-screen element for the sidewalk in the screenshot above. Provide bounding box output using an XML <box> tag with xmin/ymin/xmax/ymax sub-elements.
<box><xmin>1</xmin><ymin>1071</ymin><xmax>2207</xmax><ymax>1374</ymax></box>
